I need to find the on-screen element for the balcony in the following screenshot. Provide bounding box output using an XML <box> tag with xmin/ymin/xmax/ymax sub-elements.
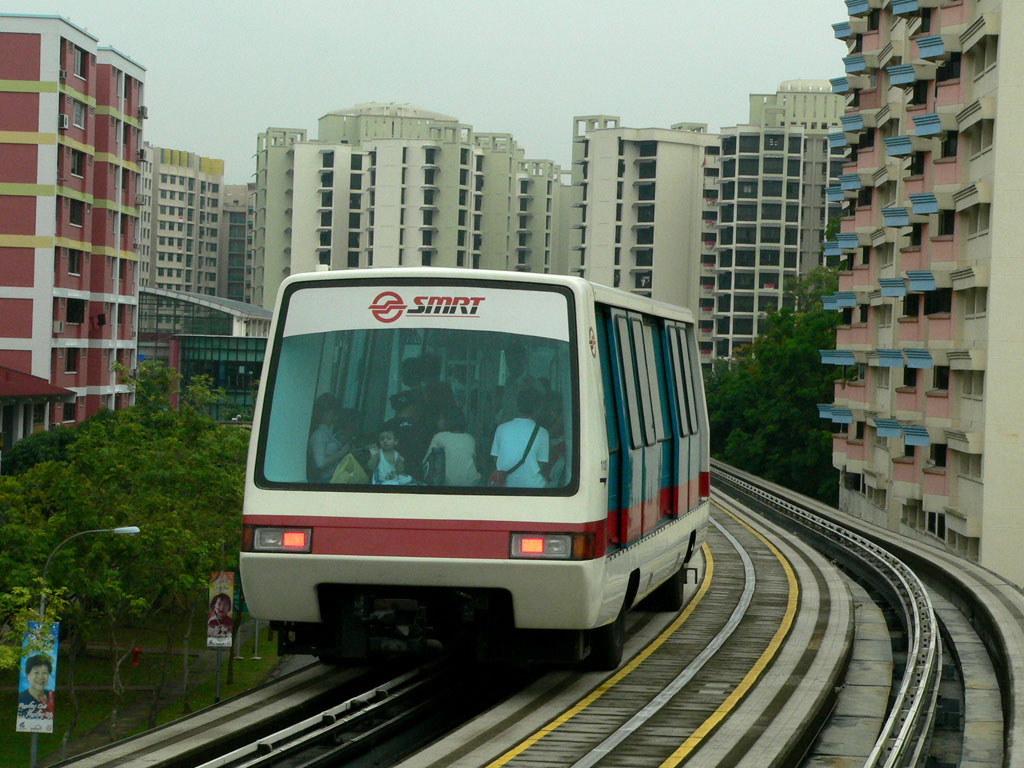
<box><xmin>895</xmin><ymin>387</ymin><xmax>923</xmax><ymax>420</ymax></box>
<box><xmin>922</xmin><ymin>466</ymin><xmax>950</xmax><ymax>507</ymax></box>
<box><xmin>834</xmin><ymin>377</ymin><xmax>869</xmax><ymax>404</ymax></box>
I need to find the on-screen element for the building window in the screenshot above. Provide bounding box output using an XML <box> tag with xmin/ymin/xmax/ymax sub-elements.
<box><xmin>70</xmin><ymin>149</ymin><xmax>86</xmax><ymax>177</ymax></box>
<box><xmin>74</xmin><ymin>47</ymin><xmax>88</xmax><ymax>78</ymax></box>
<box><xmin>67</xmin><ymin>249</ymin><xmax>82</xmax><ymax>275</ymax></box>
<box><xmin>68</xmin><ymin>198</ymin><xmax>85</xmax><ymax>227</ymax></box>
<box><xmin>64</xmin><ymin>347</ymin><xmax>79</xmax><ymax>373</ymax></box>
<box><xmin>72</xmin><ymin>100</ymin><xmax>86</xmax><ymax>129</ymax></box>
<box><xmin>63</xmin><ymin>400</ymin><xmax>76</xmax><ymax>421</ymax></box>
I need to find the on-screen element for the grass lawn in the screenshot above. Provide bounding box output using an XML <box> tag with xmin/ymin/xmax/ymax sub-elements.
<box><xmin>1</xmin><ymin>616</ymin><xmax>280</xmax><ymax>768</ymax></box>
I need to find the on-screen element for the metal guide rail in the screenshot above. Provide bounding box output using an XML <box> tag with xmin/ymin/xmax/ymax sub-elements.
<box><xmin>711</xmin><ymin>461</ymin><xmax>941</xmax><ymax>768</ymax></box>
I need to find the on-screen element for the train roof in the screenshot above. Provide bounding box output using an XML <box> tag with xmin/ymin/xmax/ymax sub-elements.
<box><xmin>277</xmin><ymin>267</ymin><xmax>696</xmax><ymax>325</ymax></box>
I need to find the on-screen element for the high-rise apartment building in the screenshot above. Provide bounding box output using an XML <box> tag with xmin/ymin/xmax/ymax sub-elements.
<box><xmin>218</xmin><ymin>183</ymin><xmax>255</xmax><ymax>303</ymax></box>
<box><xmin>253</xmin><ymin>103</ymin><xmax>561</xmax><ymax>309</ymax></box>
<box><xmin>713</xmin><ymin>81</ymin><xmax>845</xmax><ymax>357</ymax></box>
<box><xmin>568</xmin><ymin>116</ymin><xmax>720</xmax><ymax>329</ymax></box>
<box><xmin>0</xmin><ymin>14</ymin><xmax>145</xmax><ymax>426</ymax></box>
<box><xmin>138</xmin><ymin>143</ymin><xmax>224</xmax><ymax>295</ymax></box>
<box><xmin>823</xmin><ymin>1</ymin><xmax>1023</xmax><ymax>584</ymax></box>
<box><xmin>513</xmin><ymin>159</ymin><xmax>567</xmax><ymax>275</ymax></box>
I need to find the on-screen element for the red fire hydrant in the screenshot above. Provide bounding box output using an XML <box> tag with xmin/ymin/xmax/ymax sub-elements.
<box><xmin>131</xmin><ymin>646</ymin><xmax>142</xmax><ymax>667</ymax></box>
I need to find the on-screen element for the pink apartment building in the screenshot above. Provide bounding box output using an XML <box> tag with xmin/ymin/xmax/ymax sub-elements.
<box><xmin>822</xmin><ymin>0</ymin><xmax>1024</xmax><ymax>585</ymax></box>
<box><xmin>0</xmin><ymin>14</ymin><xmax>145</xmax><ymax>450</ymax></box>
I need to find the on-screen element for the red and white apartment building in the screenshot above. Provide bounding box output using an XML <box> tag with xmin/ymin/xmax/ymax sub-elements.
<box><xmin>0</xmin><ymin>14</ymin><xmax>145</xmax><ymax>451</ymax></box>
<box><xmin>822</xmin><ymin>0</ymin><xmax>1023</xmax><ymax>585</ymax></box>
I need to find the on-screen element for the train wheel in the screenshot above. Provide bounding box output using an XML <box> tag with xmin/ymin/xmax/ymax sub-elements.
<box><xmin>586</xmin><ymin>610</ymin><xmax>625</xmax><ymax>670</ymax></box>
<box><xmin>651</xmin><ymin>566</ymin><xmax>686</xmax><ymax>611</ymax></box>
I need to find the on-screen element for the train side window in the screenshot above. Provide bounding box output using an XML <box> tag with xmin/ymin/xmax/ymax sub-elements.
<box><xmin>596</xmin><ymin>312</ymin><xmax>619</xmax><ymax>455</ymax></box>
<box><xmin>641</xmin><ymin>322</ymin><xmax>668</xmax><ymax>443</ymax></box>
<box><xmin>668</xmin><ymin>326</ymin><xmax>693</xmax><ymax>436</ymax></box>
<box><xmin>678</xmin><ymin>326</ymin><xmax>700</xmax><ymax>433</ymax></box>
<box><xmin>631</xmin><ymin>318</ymin><xmax>657</xmax><ymax>446</ymax></box>
<box><xmin>615</xmin><ymin>316</ymin><xmax>643</xmax><ymax>449</ymax></box>
<box><xmin>683</xmin><ymin>325</ymin><xmax>705</xmax><ymax>435</ymax></box>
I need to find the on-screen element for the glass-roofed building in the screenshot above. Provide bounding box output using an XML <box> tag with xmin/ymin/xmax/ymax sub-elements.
<box><xmin>138</xmin><ymin>288</ymin><xmax>272</xmax><ymax>420</ymax></box>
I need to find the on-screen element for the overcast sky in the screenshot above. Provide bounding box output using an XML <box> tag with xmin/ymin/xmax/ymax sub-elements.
<box><xmin>8</xmin><ymin>1</ymin><xmax>848</xmax><ymax>184</ymax></box>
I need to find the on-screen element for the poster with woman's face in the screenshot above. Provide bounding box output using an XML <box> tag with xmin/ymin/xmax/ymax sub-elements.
<box><xmin>16</xmin><ymin>622</ymin><xmax>59</xmax><ymax>733</ymax></box>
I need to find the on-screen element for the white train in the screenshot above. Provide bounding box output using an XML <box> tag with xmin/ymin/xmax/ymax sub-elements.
<box><xmin>240</xmin><ymin>269</ymin><xmax>709</xmax><ymax>668</ymax></box>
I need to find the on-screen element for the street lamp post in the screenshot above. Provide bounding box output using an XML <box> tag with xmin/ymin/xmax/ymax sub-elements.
<box><xmin>30</xmin><ymin>525</ymin><xmax>140</xmax><ymax>768</ymax></box>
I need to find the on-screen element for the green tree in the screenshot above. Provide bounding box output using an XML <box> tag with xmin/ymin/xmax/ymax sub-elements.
<box><xmin>0</xmin><ymin>362</ymin><xmax>249</xmax><ymax>741</ymax></box>
<box><xmin>1</xmin><ymin>424</ymin><xmax>79</xmax><ymax>476</ymax></box>
<box><xmin>705</xmin><ymin>286</ymin><xmax>841</xmax><ymax>504</ymax></box>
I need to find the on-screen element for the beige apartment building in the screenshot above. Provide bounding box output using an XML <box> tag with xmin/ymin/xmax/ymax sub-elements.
<box><xmin>138</xmin><ymin>143</ymin><xmax>224</xmax><ymax>296</ymax></box>
<box><xmin>567</xmin><ymin>116</ymin><xmax>720</xmax><ymax>359</ymax></box>
<box><xmin>713</xmin><ymin>81</ymin><xmax>845</xmax><ymax>357</ymax></box>
<box><xmin>217</xmin><ymin>183</ymin><xmax>254</xmax><ymax>303</ymax></box>
<box><xmin>252</xmin><ymin>103</ymin><xmax>564</xmax><ymax>309</ymax></box>
<box><xmin>824</xmin><ymin>0</ymin><xmax>1024</xmax><ymax>585</ymax></box>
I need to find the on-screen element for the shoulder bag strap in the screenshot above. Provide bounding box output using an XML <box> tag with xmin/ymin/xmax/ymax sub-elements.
<box><xmin>507</xmin><ymin>423</ymin><xmax>541</xmax><ymax>475</ymax></box>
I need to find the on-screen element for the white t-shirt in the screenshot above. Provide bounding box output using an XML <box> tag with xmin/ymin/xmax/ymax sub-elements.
<box><xmin>426</xmin><ymin>431</ymin><xmax>481</xmax><ymax>486</ymax></box>
<box><xmin>490</xmin><ymin>418</ymin><xmax>549</xmax><ymax>489</ymax></box>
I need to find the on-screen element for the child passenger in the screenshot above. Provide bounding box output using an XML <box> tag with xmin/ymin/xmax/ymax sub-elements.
<box><xmin>368</xmin><ymin>429</ymin><xmax>411</xmax><ymax>485</ymax></box>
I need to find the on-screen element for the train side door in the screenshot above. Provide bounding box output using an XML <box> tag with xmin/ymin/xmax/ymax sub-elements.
<box><xmin>604</xmin><ymin>309</ymin><xmax>646</xmax><ymax>544</ymax></box>
<box><xmin>666</xmin><ymin>323</ymin><xmax>700</xmax><ymax>511</ymax></box>
<box><xmin>635</xmin><ymin>318</ymin><xmax>674</xmax><ymax>527</ymax></box>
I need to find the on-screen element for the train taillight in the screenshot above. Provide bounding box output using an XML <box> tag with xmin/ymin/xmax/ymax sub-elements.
<box><xmin>699</xmin><ymin>471</ymin><xmax>710</xmax><ymax>499</ymax></box>
<box><xmin>244</xmin><ymin>526</ymin><xmax>313</xmax><ymax>553</ymax></box>
<box><xmin>510</xmin><ymin>533</ymin><xmax>595</xmax><ymax>560</ymax></box>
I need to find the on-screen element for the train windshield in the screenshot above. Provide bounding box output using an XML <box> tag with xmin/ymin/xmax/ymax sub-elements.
<box><xmin>258</xmin><ymin>281</ymin><xmax>576</xmax><ymax>493</ymax></box>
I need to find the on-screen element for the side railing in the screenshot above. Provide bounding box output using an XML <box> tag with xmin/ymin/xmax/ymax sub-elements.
<box><xmin>712</xmin><ymin>460</ymin><xmax>941</xmax><ymax>768</ymax></box>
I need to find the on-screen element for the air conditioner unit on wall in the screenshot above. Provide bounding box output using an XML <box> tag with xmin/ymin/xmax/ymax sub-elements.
<box><xmin>53</xmin><ymin>320</ymin><xmax>64</xmax><ymax>334</ymax></box>
<box><xmin>59</xmin><ymin>68</ymin><xmax>67</xmax><ymax>81</ymax></box>
<box><xmin>58</xmin><ymin>114</ymin><xmax>69</xmax><ymax>130</ymax></box>
<box><xmin>138</xmin><ymin>105</ymin><xmax>148</xmax><ymax>120</ymax></box>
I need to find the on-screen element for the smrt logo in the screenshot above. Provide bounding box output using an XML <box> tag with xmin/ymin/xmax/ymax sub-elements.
<box><xmin>368</xmin><ymin>291</ymin><xmax>407</xmax><ymax>323</ymax></box>
<box><xmin>369</xmin><ymin>291</ymin><xmax>486</xmax><ymax>323</ymax></box>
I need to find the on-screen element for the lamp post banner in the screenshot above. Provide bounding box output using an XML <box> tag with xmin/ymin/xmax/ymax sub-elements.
<box><xmin>15</xmin><ymin>622</ymin><xmax>59</xmax><ymax>733</ymax></box>
<box><xmin>207</xmin><ymin>571</ymin><xmax>235</xmax><ymax>648</ymax></box>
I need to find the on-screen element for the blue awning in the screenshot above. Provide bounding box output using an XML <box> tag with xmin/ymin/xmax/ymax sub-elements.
<box><xmin>837</xmin><ymin>232</ymin><xmax>860</xmax><ymax>250</ymax></box>
<box><xmin>830</xmin><ymin>77</ymin><xmax>850</xmax><ymax>94</ymax></box>
<box><xmin>835</xmin><ymin>291</ymin><xmax>857</xmax><ymax>308</ymax></box>
<box><xmin>824</xmin><ymin>240</ymin><xmax>841</xmax><ymax>257</ymax></box>
<box><xmin>880</xmin><ymin>278</ymin><xmax>907</xmax><ymax>297</ymax></box>
<box><xmin>821</xmin><ymin>349</ymin><xmax>856</xmax><ymax>366</ymax></box>
<box><xmin>823</xmin><ymin>295</ymin><xmax>840</xmax><ymax>311</ymax></box>
<box><xmin>827</xmin><ymin>186</ymin><xmax>845</xmax><ymax>203</ymax></box>
<box><xmin>845</xmin><ymin>55</ymin><xmax>868</xmax><ymax>74</ymax></box>
<box><xmin>841</xmin><ymin>113</ymin><xmax>865</xmax><ymax>132</ymax></box>
<box><xmin>872</xmin><ymin>418</ymin><xmax>902</xmax><ymax>438</ymax></box>
<box><xmin>884</xmin><ymin>136</ymin><xmax>914</xmax><ymax>156</ymax></box>
<box><xmin>876</xmin><ymin>349</ymin><xmax>904</xmax><ymax>367</ymax></box>
<box><xmin>916</xmin><ymin>35</ymin><xmax>946</xmax><ymax>60</ymax></box>
<box><xmin>833</xmin><ymin>21</ymin><xmax>853</xmax><ymax>39</ymax></box>
<box><xmin>829</xmin><ymin>132</ymin><xmax>848</xmax><ymax>149</ymax></box>
<box><xmin>907</xmin><ymin>270</ymin><xmax>936</xmax><ymax>292</ymax></box>
<box><xmin>892</xmin><ymin>0</ymin><xmax>920</xmax><ymax>14</ymax></box>
<box><xmin>910</xmin><ymin>193</ymin><xmax>940</xmax><ymax>215</ymax></box>
<box><xmin>912</xmin><ymin>113</ymin><xmax>943</xmax><ymax>137</ymax></box>
<box><xmin>882</xmin><ymin>207</ymin><xmax>910</xmax><ymax>227</ymax></box>
<box><xmin>818</xmin><ymin>403</ymin><xmax>834</xmax><ymax>419</ymax></box>
<box><xmin>905</xmin><ymin>348</ymin><xmax>933</xmax><ymax>369</ymax></box>
<box><xmin>846</xmin><ymin>0</ymin><xmax>869</xmax><ymax>14</ymax></box>
<box><xmin>887</xmin><ymin>64</ymin><xmax>918</xmax><ymax>85</ymax></box>
<box><xmin>840</xmin><ymin>173</ymin><xmax>862</xmax><ymax>191</ymax></box>
<box><xmin>903</xmin><ymin>425</ymin><xmax>930</xmax><ymax>447</ymax></box>
<box><xmin>831</xmin><ymin>408</ymin><xmax>854</xmax><ymax>425</ymax></box>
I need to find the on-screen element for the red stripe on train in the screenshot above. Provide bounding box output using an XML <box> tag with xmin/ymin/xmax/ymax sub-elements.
<box><xmin>244</xmin><ymin>515</ymin><xmax>607</xmax><ymax>559</ymax></box>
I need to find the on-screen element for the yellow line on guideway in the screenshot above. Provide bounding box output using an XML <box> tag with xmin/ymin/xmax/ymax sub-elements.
<box><xmin>657</xmin><ymin>501</ymin><xmax>799</xmax><ymax>767</ymax></box>
<box><xmin>483</xmin><ymin>542</ymin><xmax>715</xmax><ymax>768</ymax></box>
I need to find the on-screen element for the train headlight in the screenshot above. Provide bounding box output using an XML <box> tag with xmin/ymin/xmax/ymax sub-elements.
<box><xmin>243</xmin><ymin>525</ymin><xmax>313</xmax><ymax>553</ymax></box>
<box><xmin>510</xmin><ymin>533</ymin><xmax>595</xmax><ymax>560</ymax></box>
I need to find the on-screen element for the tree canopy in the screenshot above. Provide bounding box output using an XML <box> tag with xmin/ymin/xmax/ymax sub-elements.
<box><xmin>705</xmin><ymin>268</ymin><xmax>841</xmax><ymax>504</ymax></box>
<box><xmin>0</xmin><ymin>362</ymin><xmax>249</xmax><ymax>671</ymax></box>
